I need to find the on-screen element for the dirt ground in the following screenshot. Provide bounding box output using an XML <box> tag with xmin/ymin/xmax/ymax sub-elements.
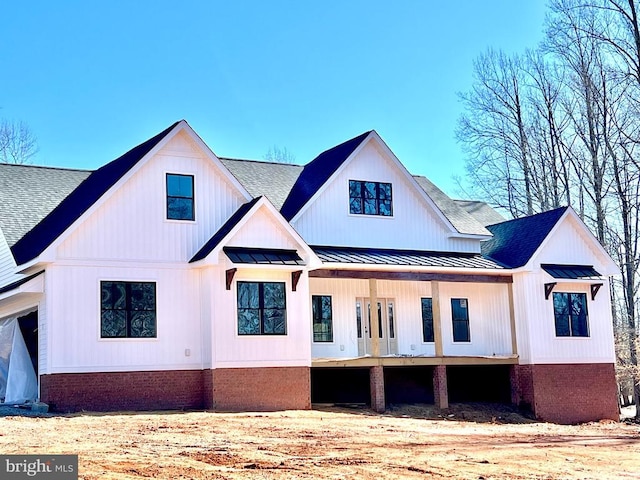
<box><xmin>0</xmin><ymin>404</ymin><xmax>639</xmax><ymax>479</ymax></box>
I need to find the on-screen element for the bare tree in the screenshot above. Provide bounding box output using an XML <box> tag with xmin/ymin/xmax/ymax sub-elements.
<box><xmin>0</xmin><ymin>119</ymin><xmax>39</xmax><ymax>164</ymax></box>
<box><xmin>263</xmin><ymin>145</ymin><xmax>296</xmax><ymax>164</ymax></box>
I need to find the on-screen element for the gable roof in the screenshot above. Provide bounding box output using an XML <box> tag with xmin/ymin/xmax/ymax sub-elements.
<box><xmin>190</xmin><ymin>196</ymin><xmax>261</xmax><ymax>263</ymax></box>
<box><xmin>454</xmin><ymin>200</ymin><xmax>506</xmax><ymax>227</ymax></box>
<box><xmin>280</xmin><ymin>131</ymin><xmax>371</xmax><ymax>220</ymax></box>
<box><xmin>482</xmin><ymin>207</ymin><xmax>568</xmax><ymax>268</ymax></box>
<box><xmin>0</xmin><ymin>164</ymin><xmax>90</xmax><ymax>247</ymax></box>
<box><xmin>11</xmin><ymin>121</ymin><xmax>180</xmax><ymax>265</ymax></box>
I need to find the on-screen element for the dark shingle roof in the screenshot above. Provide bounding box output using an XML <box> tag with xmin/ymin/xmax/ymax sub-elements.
<box><xmin>280</xmin><ymin>131</ymin><xmax>371</xmax><ymax>220</ymax></box>
<box><xmin>312</xmin><ymin>246</ymin><xmax>504</xmax><ymax>269</ymax></box>
<box><xmin>11</xmin><ymin>121</ymin><xmax>180</xmax><ymax>265</ymax></box>
<box><xmin>412</xmin><ymin>176</ymin><xmax>491</xmax><ymax>236</ymax></box>
<box><xmin>220</xmin><ymin>158</ymin><xmax>303</xmax><ymax>210</ymax></box>
<box><xmin>0</xmin><ymin>165</ymin><xmax>90</xmax><ymax>246</ymax></box>
<box><xmin>454</xmin><ymin>200</ymin><xmax>506</xmax><ymax>227</ymax></box>
<box><xmin>190</xmin><ymin>197</ymin><xmax>261</xmax><ymax>263</ymax></box>
<box><xmin>482</xmin><ymin>207</ymin><xmax>568</xmax><ymax>268</ymax></box>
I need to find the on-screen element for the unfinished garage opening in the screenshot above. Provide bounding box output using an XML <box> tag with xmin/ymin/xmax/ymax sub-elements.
<box><xmin>0</xmin><ymin>309</ymin><xmax>38</xmax><ymax>404</ymax></box>
<box><xmin>447</xmin><ymin>365</ymin><xmax>511</xmax><ymax>403</ymax></box>
<box><xmin>311</xmin><ymin>367</ymin><xmax>370</xmax><ymax>405</ymax></box>
<box><xmin>384</xmin><ymin>366</ymin><xmax>435</xmax><ymax>405</ymax></box>
<box><xmin>17</xmin><ymin>310</ymin><xmax>38</xmax><ymax>375</ymax></box>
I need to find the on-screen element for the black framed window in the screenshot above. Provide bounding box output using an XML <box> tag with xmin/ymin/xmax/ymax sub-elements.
<box><xmin>101</xmin><ymin>281</ymin><xmax>156</xmax><ymax>338</ymax></box>
<box><xmin>166</xmin><ymin>173</ymin><xmax>194</xmax><ymax>220</ymax></box>
<box><xmin>553</xmin><ymin>292</ymin><xmax>589</xmax><ymax>337</ymax></box>
<box><xmin>237</xmin><ymin>282</ymin><xmax>286</xmax><ymax>335</ymax></box>
<box><xmin>451</xmin><ymin>298</ymin><xmax>470</xmax><ymax>342</ymax></box>
<box><xmin>312</xmin><ymin>295</ymin><xmax>333</xmax><ymax>342</ymax></box>
<box><xmin>421</xmin><ymin>298</ymin><xmax>434</xmax><ymax>342</ymax></box>
<box><xmin>349</xmin><ymin>180</ymin><xmax>392</xmax><ymax>216</ymax></box>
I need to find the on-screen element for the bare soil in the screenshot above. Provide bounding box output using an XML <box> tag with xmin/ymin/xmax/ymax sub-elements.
<box><xmin>1</xmin><ymin>404</ymin><xmax>639</xmax><ymax>479</ymax></box>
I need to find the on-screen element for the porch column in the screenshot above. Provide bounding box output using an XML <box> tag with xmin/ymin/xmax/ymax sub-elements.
<box><xmin>370</xmin><ymin>365</ymin><xmax>385</xmax><ymax>412</ymax></box>
<box><xmin>369</xmin><ymin>278</ymin><xmax>380</xmax><ymax>357</ymax></box>
<box><xmin>433</xmin><ymin>365</ymin><xmax>448</xmax><ymax>409</ymax></box>
<box><xmin>508</xmin><ymin>283</ymin><xmax>518</xmax><ymax>356</ymax></box>
<box><xmin>431</xmin><ymin>281</ymin><xmax>444</xmax><ymax>357</ymax></box>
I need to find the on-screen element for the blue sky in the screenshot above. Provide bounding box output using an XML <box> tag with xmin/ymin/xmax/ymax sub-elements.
<box><xmin>1</xmin><ymin>1</ymin><xmax>546</xmax><ymax>196</ymax></box>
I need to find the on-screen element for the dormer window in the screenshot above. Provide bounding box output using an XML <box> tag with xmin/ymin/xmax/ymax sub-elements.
<box><xmin>349</xmin><ymin>180</ymin><xmax>393</xmax><ymax>216</ymax></box>
<box><xmin>166</xmin><ymin>174</ymin><xmax>194</xmax><ymax>221</ymax></box>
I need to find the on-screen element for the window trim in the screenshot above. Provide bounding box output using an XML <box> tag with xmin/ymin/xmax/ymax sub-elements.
<box><xmin>311</xmin><ymin>295</ymin><xmax>334</xmax><ymax>343</ymax></box>
<box><xmin>165</xmin><ymin>173</ymin><xmax>195</xmax><ymax>222</ymax></box>
<box><xmin>236</xmin><ymin>281</ymin><xmax>287</xmax><ymax>336</ymax></box>
<box><xmin>99</xmin><ymin>280</ymin><xmax>157</xmax><ymax>340</ymax></box>
<box><xmin>552</xmin><ymin>291</ymin><xmax>590</xmax><ymax>338</ymax></box>
<box><xmin>348</xmin><ymin>179</ymin><xmax>393</xmax><ymax>217</ymax></box>
<box><xmin>451</xmin><ymin>298</ymin><xmax>471</xmax><ymax>343</ymax></box>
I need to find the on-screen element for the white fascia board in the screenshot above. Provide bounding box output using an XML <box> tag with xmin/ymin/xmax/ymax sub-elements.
<box><xmin>524</xmin><ymin>207</ymin><xmax>620</xmax><ymax>276</ymax></box>
<box><xmin>0</xmin><ymin>275</ymin><xmax>44</xmax><ymax>303</ymax></box>
<box><xmin>448</xmin><ymin>233</ymin><xmax>493</xmax><ymax>241</ymax></box>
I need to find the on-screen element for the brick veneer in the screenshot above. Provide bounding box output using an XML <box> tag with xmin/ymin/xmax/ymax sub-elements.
<box><xmin>369</xmin><ymin>366</ymin><xmax>385</xmax><ymax>412</ymax></box>
<box><xmin>40</xmin><ymin>369</ymin><xmax>205</xmax><ymax>413</ymax></box>
<box><xmin>211</xmin><ymin>367</ymin><xmax>311</xmax><ymax>411</ymax></box>
<box><xmin>514</xmin><ymin>363</ymin><xmax>618</xmax><ymax>424</ymax></box>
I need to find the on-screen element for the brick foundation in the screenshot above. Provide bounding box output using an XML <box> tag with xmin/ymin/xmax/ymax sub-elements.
<box><xmin>514</xmin><ymin>363</ymin><xmax>619</xmax><ymax>424</ymax></box>
<box><xmin>40</xmin><ymin>369</ymin><xmax>205</xmax><ymax>413</ymax></box>
<box><xmin>211</xmin><ymin>367</ymin><xmax>311</xmax><ymax>411</ymax></box>
<box><xmin>433</xmin><ymin>365</ymin><xmax>449</xmax><ymax>409</ymax></box>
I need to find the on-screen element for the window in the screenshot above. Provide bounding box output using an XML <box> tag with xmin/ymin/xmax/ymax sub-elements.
<box><xmin>451</xmin><ymin>298</ymin><xmax>470</xmax><ymax>342</ymax></box>
<box><xmin>421</xmin><ymin>298</ymin><xmax>434</xmax><ymax>342</ymax></box>
<box><xmin>553</xmin><ymin>292</ymin><xmax>589</xmax><ymax>337</ymax></box>
<box><xmin>237</xmin><ymin>282</ymin><xmax>286</xmax><ymax>335</ymax></box>
<box><xmin>101</xmin><ymin>281</ymin><xmax>156</xmax><ymax>338</ymax></box>
<box><xmin>312</xmin><ymin>295</ymin><xmax>333</xmax><ymax>342</ymax></box>
<box><xmin>166</xmin><ymin>173</ymin><xmax>194</xmax><ymax>220</ymax></box>
<box><xmin>349</xmin><ymin>180</ymin><xmax>392</xmax><ymax>216</ymax></box>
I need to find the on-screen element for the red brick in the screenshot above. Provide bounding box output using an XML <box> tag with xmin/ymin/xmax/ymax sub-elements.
<box><xmin>369</xmin><ymin>366</ymin><xmax>385</xmax><ymax>412</ymax></box>
<box><xmin>514</xmin><ymin>363</ymin><xmax>618</xmax><ymax>424</ymax></box>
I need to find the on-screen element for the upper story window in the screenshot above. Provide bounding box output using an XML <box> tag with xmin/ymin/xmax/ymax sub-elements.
<box><xmin>349</xmin><ymin>180</ymin><xmax>393</xmax><ymax>216</ymax></box>
<box><xmin>312</xmin><ymin>295</ymin><xmax>333</xmax><ymax>342</ymax></box>
<box><xmin>166</xmin><ymin>173</ymin><xmax>194</xmax><ymax>221</ymax></box>
<box><xmin>553</xmin><ymin>292</ymin><xmax>589</xmax><ymax>337</ymax></box>
<box><xmin>101</xmin><ymin>281</ymin><xmax>156</xmax><ymax>338</ymax></box>
<box><xmin>237</xmin><ymin>281</ymin><xmax>286</xmax><ymax>335</ymax></box>
<box><xmin>451</xmin><ymin>298</ymin><xmax>470</xmax><ymax>342</ymax></box>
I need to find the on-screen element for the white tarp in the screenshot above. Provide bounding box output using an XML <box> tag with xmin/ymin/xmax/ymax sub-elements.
<box><xmin>0</xmin><ymin>316</ymin><xmax>37</xmax><ymax>404</ymax></box>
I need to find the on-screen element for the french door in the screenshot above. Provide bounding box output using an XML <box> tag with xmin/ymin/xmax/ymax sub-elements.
<box><xmin>356</xmin><ymin>298</ymin><xmax>397</xmax><ymax>356</ymax></box>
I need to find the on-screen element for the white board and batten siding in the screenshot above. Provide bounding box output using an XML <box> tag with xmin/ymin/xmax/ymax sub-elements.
<box><xmin>45</xmin><ymin>264</ymin><xmax>204</xmax><ymax>374</ymax></box>
<box><xmin>513</xmin><ymin>215</ymin><xmax>617</xmax><ymax>365</ymax></box>
<box><xmin>205</xmin><ymin>205</ymin><xmax>313</xmax><ymax>368</ymax></box>
<box><xmin>56</xmin><ymin>131</ymin><xmax>247</xmax><ymax>263</ymax></box>
<box><xmin>0</xmin><ymin>228</ymin><xmax>17</xmax><ymax>287</ymax></box>
<box><xmin>292</xmin><ymin>141</ymin><xmax>480</xmax><ymax>253</ymax></box>
<box><xmin>310</xmin><ymin>278</ymin><xmax>514</xmax><ymax>359</ymax></box>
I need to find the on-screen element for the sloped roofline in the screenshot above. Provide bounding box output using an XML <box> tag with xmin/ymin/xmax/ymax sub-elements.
<box><xmin>10</xmin><ymin>121</ymin><xmax>252</xmax><ymax>267</ymax></box>
<box><xmin>190</xmin><ymin>196</ymin><xmax>319</xmax><ymax>267</ymax></box>
<box><xmin>524</xmin><ymin>207</ymin><xmax>619</xmax><ymax>275</ymax></box>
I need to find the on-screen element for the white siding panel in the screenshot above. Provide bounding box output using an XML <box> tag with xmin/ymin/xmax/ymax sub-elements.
<box><xmin>46</xmin><ymin>264</ymin><xmax>204</xmax><ymax>373</ymax></box>
<box><xmin>514</xmin><ymin>272</ymin><xmax>615</xmax><ymax>364</ymax></box>
<box><xmin>227</xmin><ymin>205</ymin><xmax>299</xmax><ymax>251</ymax></box>
<box><xmin>0</xmin><ymin>228</ymin><xmax>17</xmax><ymax>287</ymax></box>
<box><xmin>309</xmin><ymin>278</ymin><xmax>513</xmax><ymax>359</ymax></box>
<box><xmin>56</xmin><ymin>131</ymin><xmax>246</xmax><ymax>263</ymax></box>
<box><xmin>293</xmin><ymin>142</ymin><xmax>479</xmax><ymax>253</ymax></box>
<box><xmin>210</xmin><ymin>267</ymin><xmax>311</xmax><ymax>368</ymax></box>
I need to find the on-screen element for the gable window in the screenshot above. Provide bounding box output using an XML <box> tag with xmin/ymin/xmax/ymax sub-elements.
<box><xmin>421</xmin><ymin>298</ymin><xmax>434</xmax><ymax>342</ymax></box>
<box><xmin>451</xmin><ymin>298</ymin><xmax>470</xmax><ymax>342</ymax></box>
<box><xmin>166</xmin><ymin>173</ymin><xmax>194</xmax><ymax>220</ymax></box>
<box><xmin>349</xmin><ymin>180</ymin><xmax>392</xmax><ymax>216</ymax></box>
<box><xmin>553</xmin><ymin>292</ymin><xmax>589</xmax><ymax>337</ymax></box>
<box><xmin>101</xmin><ymin>281</ymin><xmax>156</xmax><ymax>338</ymax></box>
<box><xmin>312</xmin><ymin>295</ymin><xmax>333</xmax><ymax>342</ymax></box>
<box><xmin>237</xmin><ymin>282</ymin><xmax>286</xmax><ymax>335</ymax></box>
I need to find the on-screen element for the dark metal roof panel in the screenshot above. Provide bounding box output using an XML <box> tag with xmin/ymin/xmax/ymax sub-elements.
<box><xmin>541</xmin><ymin>264</ymin><xmax>601</xmax><ymax>279</ymax></box>
<box><xmin>311</xmin><ymin>246</ymin><xmax>504</xmax><ymax>269</ymax></box>
<box><xmin>224</xmin><ymin>247</ymin><xmax>304</xmax><ymax>265</ymax></box>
